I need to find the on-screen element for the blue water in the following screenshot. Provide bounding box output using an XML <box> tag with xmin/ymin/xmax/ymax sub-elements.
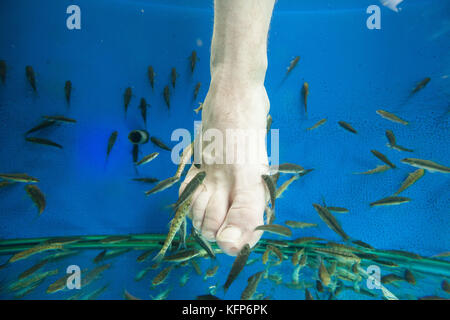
<box><xmin>0</xmin><ymin>0</ymin><xmax>449</xmax><ymax>300</ymax></box>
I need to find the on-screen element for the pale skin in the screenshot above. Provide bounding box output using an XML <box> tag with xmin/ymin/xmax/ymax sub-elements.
<box><xmin>179</xmin><ymin>0</ymin><xmax>276</xmax><ymax>256</ymax></box>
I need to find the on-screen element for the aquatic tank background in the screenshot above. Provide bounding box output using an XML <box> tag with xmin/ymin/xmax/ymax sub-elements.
<box><xmin>0</xmin><ymin>0</ymin><xmax>449</xmax><ymax>300</ymax></box>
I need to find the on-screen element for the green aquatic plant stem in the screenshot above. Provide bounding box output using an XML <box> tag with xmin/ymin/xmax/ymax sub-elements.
<box><xmin>0</xmin><ymin>234</ymin><xmax>449</xmax><ymax>278</ymax></box>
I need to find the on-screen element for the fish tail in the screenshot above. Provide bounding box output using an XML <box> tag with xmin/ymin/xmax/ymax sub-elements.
<box><xmin>152</xmin><ymin>250</ymin><xmax>165</xmax><ymax>263</ymax></box>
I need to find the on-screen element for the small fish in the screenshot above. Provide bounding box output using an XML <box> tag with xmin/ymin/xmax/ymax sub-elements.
<box><xmin>150</xmin><ymin>136</ymin><xmax>171</xmax><ymax>151</ymax></box>
<box><xmin>194</xmin><ymin>102</ymin><xmax>203</xmax><ymax>114</ymax></box>
<box><xmin>266</xmin><ymin>240</ymin><xmax>289</xmax><ymax>248</ymax></box>
<box><xmin>394</xmin><ymin>169</ymin><xmax>425</xmax><ymax>195</ymax></box>
<box><xmin>152</xmin><ymin>265</ymin><xmax>174</xmax><ymax>286</ymax></box>
<box><xmin>276</xmin><ymin>163</ymin><xmax>305</xmax><ymax>174</ymax></box>
<box><xmin>307</xmin><ymin>118</ymin><xmax>327</xmax><ymax>131</ymax></box>
<box><xmin>64</xmin><ymin>81</ymin><xmax>72</xmax><ymax>104</ymax></box>
<box><xmin>151</xmin><ymin>287</ymin><xmax>172</xmax><ymax>300</ymax></box>
<box><xmin>171</xmin><ymin>67</ymin><xmax>178</xmax><ymax>88</ymax></box>
<box><xmin>174</xmin><ymin>171</ymin><xmax>206</xmax><ymax>211</ymax></box>
<box><xmin>136</xmin><ymin>249</ymin><xmax>155</xmax><ymax>263</ymax></box>
<box><xmin>370</xmin><ymin>196</ymin><xmax>410</xmax><ymax>207</ymax></box>
<box><xmin>179</xmin><ymin>269</ymin><xmax>191</xmax><ymax>287</ymax></box>
<box><xmin>401</xmin><ymin>158</ymin><xmax>450</xmax><ymax>173</ymax></box>
<box><xmin>145</xmin><ymin>176</ymin><xmax>179</xmax><ymax>196</ymax></box>
<box><xmin>286</xmin><ymin>56</ymin><xmax>300</xmax><ymax>76</ymax></box>
<box><xmin>132</xmin><ymin>177</ymin><xmax>159</xmax><ymax>184</ymax></box>
<box><xmin>0</xmin><ymin>180</ymin><xmax>15</xmax><ymax>188</ymax></box>
<box><xmin>302</xmin><ymin>82</ymin><xmax>309</xmax><ymax>114</ymax></box>
<box><xmin>292</xmin><ymin>248</ymin><xmax>305</xmax><ymax>266</ymax></box>
<box><xmin>136</xmin><ymin>152</ymin><xmax>159</xmax><ymax>166</ymax></box>
<box><xmin>275</xmin><ymin>174</ymin><xmax>300</xmax><ymax>199</ymax></box>
<box><xmin>376</xmin><ymin>110</ymin><xmax>408</xmax><ymax>125</ymax></box>
<box><xmin>372</xmin><ymin>259</ymin><xmax>398</xmax><ymax>268</ymax></box>
<box><xmin>164</xmin><ymin>249</ymin><xmax>201</xmax><ymax>263</ymax></box>
<box><xmin>93</xmin><ymin>250</ymin><xmax>107</xmax><ymax>263</ymax></box>
<box><xmin>106</xmin><ymin>131</ymin><xmax>118</xmax><ymax>159</ymax></box>
<box><xmin>0</xmin><ymin>173</ymin><xmax>39</xmax><ymax>183</ymax></box>
<box><xmin>147</xmin><ymin>66</ymin><xmax>155</xmax><ymax>89</ymax></box>
<box><xmin>262</xmin><ymin>248</ymin><xmax>270</xmax><ymax>264</ymax></box>
<box><xmin>180</xmin><ymin>219</ymin><xmax>189</xmax><ymax>250</ymax></box>
<box><xmin>163</xmin><ymin>86</ymin><xmax>170</xmax><ymax>109</ymax></box>
<box><xmin>135</xmin><ymin>266</ymin><xmax>152</xmax><ymax>281</ymax></box>
<box><xmin>326</xmin><ymin>207</ymin><xmax>349</xmax><ymax>214</ymax></box>
<box><xmin>305</xmin><ymin>288</ymin><xmax>314</xmax><ymax>300</ymax></box>
<box><xmin>25</xmin><ymin>184</ymin><xmax>46</xmax><ymax>215</ymax></box>
<box><xmin>442</xmin><ymin>280</ymin><xmax>450</xmax><ymax>294</ymax></box>
<box><xmin>354</xmin><ymin>165</ymin><xmax>390</xmax><ymax>175</ymax></box>
<box><xmin>371</xmin><ymin>150</ymin><xmax>396</xmax><ymax>168</ymax></box>
<box><xmin>26</xmin><ymin>137</ymin><xmax>63</xmax><ymax>149</ymax></box>
<box><xmin>404</xmin><ymin>269</ymin><xmax>416</xmax><ymax>285</ymax></box>
<box><xmin>47</xmin><ymin>273</ymin><xmax>73</xmax><ymax>294</ymax></box>
<box><xmin>410</xmin><ymin>77</ymin><xmax>430</xmax><ymax>95</ymax></box>
<box><xmin>204</xmin><ymin>265</ymin><xmax>219</xmax><ymax>280</ymax></box>
<box><xmin>385</xmin><ymin>130</ymin><xmax>413</xmax><ymax>152</ymax></box>
<box><xmin>190</xmin><ymin>51</ymin><xmax>199</xmax><ymax>73</ymax></box>
<box><xmin>132</xmin><ymin>144</ymin><xmax>139</xmax><ymax>163</ymax></box>
<box><xmin>254</xmin><ymin>224</ymin><xmax>292</xmax><ymax>237</ymax></box>
<box><xmin>9</xmin><ymin>243</ymin><xmax>62</xmax><ymax>263</ymax></box>
<box><xmin>9</xmin><ymin>269</ymin><xmax>58</xmax><ymax>293</ymax></box>
<box><xmin>266</xmin><ymin>114</ymin><xmax>272</xmax><ymax>133</ymax></box>
<box><xmin>192</xmin><ymin>228</ymin><xmax>216</xmax><ymax>259</ymax></box>
<box><xmin>318</xmin><ymin>260</ymin><xmax>331</xmax><ymax>287</ymax></box>
<box><xmin>124</xmin><ymin>87</ymin><xmax>132</xmax><ymax>116</ymax></box>
<box><xmin>352</xmin><ymin>240</ymin><xmax>373</xmax><ymax>249</ymax></box>
<box><xmin>224</xmin><ymin>244</ymin><xmax>251</xmax><ymax>292</ymax></box>
<box><xmin>25</xmin><ymin>65</ymin><xmax>36</xmax><ymax>91</ymax></box>
<box><xmin>285</xmin><ymin>221</ymin><xmax>317</xmax><ymax>229</ymax></box>
<box><xmin>43</xmin><ymin>248</ymin><xmax>79</xmax><ymax>260</ymax></box>
<box><xmin>338</xmin><ymin>121</ymin><xmax>357</xmax><ymax>134</ymax></box>
<box><xmin>381</xmin><ymin>274</ymin><xmax>404</xmax><ymax>284</ymax></box>
<box><xmin>83</xmin><ymin>284</ymin><xmax>109</xmax><ymax>300</ymax></box>
<box><xmin>100</xmin><ymin>235</ymin><xmax>130</xmax><ymax>244</ymax></box>
<box><xmin>385</xmin><ymin>130</ymin><xmax>396</xmax><ymax>146</ymax></box>
<box><xmin>293</xmin><ymin>237</ymin><xmax>325</xmax><ymax>244</ymax></box>
<box><xmin>25</xmin><ymin>120</ymin><xmax>57</xmax><ymax>135</ymax></box>
<box><xmin>153</xmin><ymin>198</ymin><xmax>192</xmax><ymax>262</ymax></box>
<box><xmin>316</xmin><ymin>279</ymin><xmax>324</xmax><ymax>292</ymax></box>
<box><xmin>124</xmin><ymin>290</ymin><xmax>142</xmax><ymax>300</ymax></box>
<box><xmin>174</xmin><ymin>142</ymin><xmax>194</xmax><ymax>179</ymax></box>
<box><xmin>193</xmin><ymin>82</ymin><xmax>201</xmax><ymax>100</ymax></box>
<box><xmin>241</xmin><ymin>271</ymin><xmax>264</xmax><ymax>300</ymax></box>
<box><xmin>262</xmin><ymin>175</ymin><xmax>276</xmax><ymax>211</ymax></box>
<box><xmin>80</xmin><ymin>264</ymin><xmax>111</xmax><ymax>288</ymax></box>
<box><xmin>391</xmin><ymin>144</ymin><xmax>414</xmax><ymax>153</ymax></box>
<box><xmin>18</xmin><ymin>259</ymin><xmax>48</xmax><ymax>280</ymax></box>
<box><xmin>313</xmin><ymin>204</ymin><xmax>349</xmax><ymax>241</ymax></box>
<box><xmin>0</xmin><ymin>60</ymin><xmax>6</xmax><ymax>83</ymax></box>
<box><xmin>190</xmin><ymin>259</ymin><xmax>202</xmax><ymax>275</ymax></box>
<box><xmin>328</xmin><ymin>261</ymin><xmax>337</xmax><ymax>276</ymax></box>
<box><xmin>42</xmin><ymin>115</ymin><xmax>76</xmax><ymax>123</ymax></box>
<box><xmin>139</xmin><ymin>98</ymin><xmax>149</xmax><ymax>126</ymax></box>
